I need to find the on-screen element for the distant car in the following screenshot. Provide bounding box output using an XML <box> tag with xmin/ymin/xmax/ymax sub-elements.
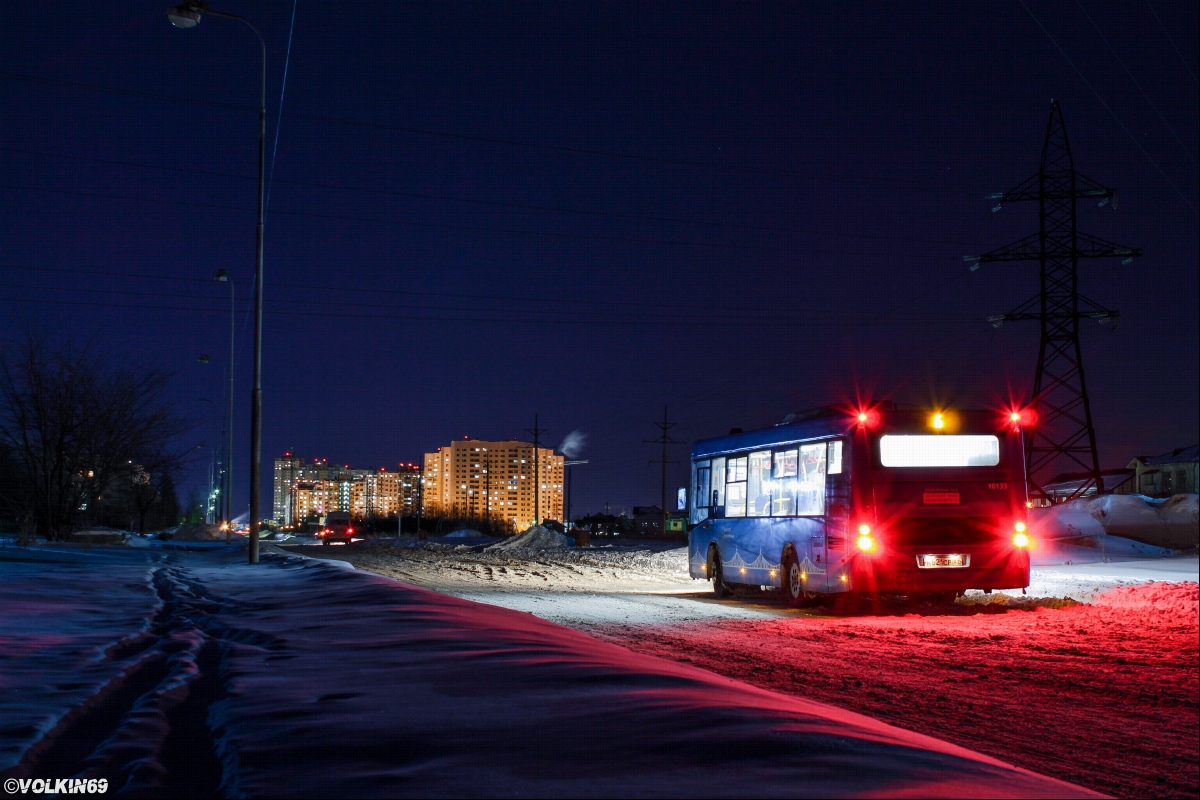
<box><xmin>318</xmin><ymin>512</ymin><xmax>354</xmax><ymax>545</ymax></box>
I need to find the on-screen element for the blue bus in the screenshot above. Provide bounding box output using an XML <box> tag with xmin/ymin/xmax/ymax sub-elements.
<box><xmin>688</xmin><ymin>404</ymin><xmax>1031</xmax><ymax>605</ymax></box>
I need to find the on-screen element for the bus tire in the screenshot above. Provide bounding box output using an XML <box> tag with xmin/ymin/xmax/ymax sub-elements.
<box><xmin>781</xmin><ymin>549</ymin><xmax>806</xmax><ymax>608</ymax></box>
<box><xmin>710</xmin><ymin>547</ymin><xmax>731</xmax><ymax>598</ymax></box>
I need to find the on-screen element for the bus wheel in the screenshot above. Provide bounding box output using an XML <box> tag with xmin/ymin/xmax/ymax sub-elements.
<box><xmin>781</xmin><ymin>550</ymin><xmax>806</xmax><ymax>608</ymax></box>
<box><xmin>710</xmin><ymin>549</ymin><xmax>731</xmax><ymax>598</ymax></box>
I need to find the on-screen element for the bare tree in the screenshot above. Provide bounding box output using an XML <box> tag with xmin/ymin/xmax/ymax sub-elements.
<box><xmin>0</xmin><ymin>332</ymin><xmax>190</xmax><ymax>540</ymax></box>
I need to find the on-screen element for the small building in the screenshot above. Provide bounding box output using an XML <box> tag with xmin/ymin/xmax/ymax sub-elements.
<box><xmin>1126</xmin><ymin>445</ymin><xmax>1199</xmax><ymax>498</ymax></box>
<box><xmin>1039</xmin><ymin>469</ymin><xmax>1136</xmax><ymax>504</ymax></box>
<box><xmin>631</xmin><ymin>505</ymin><xmax>688</xmax><ymax>537</ymax></box>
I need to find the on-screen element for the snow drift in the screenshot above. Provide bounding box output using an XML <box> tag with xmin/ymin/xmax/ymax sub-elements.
<box><xmin>0</xmin><ymin>546</ymin><xmax>1097</xmax><ymax>798</ymax></box>
<box><xmin>1030</xmin><ymin>493</ymin><xmax>1198</xmax><ymax>550</ymax></box>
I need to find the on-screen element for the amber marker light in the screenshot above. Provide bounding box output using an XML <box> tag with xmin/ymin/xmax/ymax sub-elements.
<box><xmin>931</xmin><ymin>413</ymin><xmax>945</xmax><ymax>430</ymax></box>
<box><xmin>856</xmin><ymin>525</ymin><xmax>876</xmax><ymax>552</ymax></box>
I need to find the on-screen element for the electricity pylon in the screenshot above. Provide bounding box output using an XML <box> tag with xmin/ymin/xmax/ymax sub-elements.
<box><xmin>967</xmin><ymin>101</ymin><xmax>1140</xmax><ymax>504</ymax></box>
<box><xmin>645</xmin><ymin>406</ymin><xmax>682</xmax><ymax>536</ymax></box>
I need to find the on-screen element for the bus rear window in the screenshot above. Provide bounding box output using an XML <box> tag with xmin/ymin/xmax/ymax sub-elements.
<box><xmin>879</xmin><ymin>435</ymin><xmax>1000</xmax><ymax>467</ymax></box>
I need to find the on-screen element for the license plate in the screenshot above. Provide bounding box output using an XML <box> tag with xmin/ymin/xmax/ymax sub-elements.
<box><xmin>917</xmin><ymin>554</ymin><xmax>968</xmax><ymax>568</ymax></box>
<box><xmin>923</xmin><ymin>489</ymin><xmax>961</xmax><ymax>505</ymax></box>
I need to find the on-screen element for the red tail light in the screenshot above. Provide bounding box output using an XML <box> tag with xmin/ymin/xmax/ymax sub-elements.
<box><xmin>853</xmin><ymin>408</ymin><xmax>880</xmax><ymax>428</ymax></box>
<box><xmin>1005</xmin><ymin>407</ymin><xmax>1037</xmax><ymax>428</ymax></box>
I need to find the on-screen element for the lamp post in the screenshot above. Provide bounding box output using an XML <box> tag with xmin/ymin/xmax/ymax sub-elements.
<box><xmin>197</xmin><ymin>398</ymin><xmax>220</xmax><ymax>523</ymax></box>
<box><xmin>215</xmin><ymin>269</ymin><xmax>235</xmax><ymax>542</ymax></box>
<box><xmin>169</xmin><ymin>2</ymin><xmax>266</xmax><ymax>563</ymax></box>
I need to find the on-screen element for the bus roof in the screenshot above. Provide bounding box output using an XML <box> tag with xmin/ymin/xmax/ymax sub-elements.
<box><xmin>692</xmin><ymin>406</ymin><xmax>1009</xmax><ymax>460</ymax></box>
<box><xmin>692</xmin><ymin>410</ymin><xmax>847</xmax><ymax>460</ymax></box>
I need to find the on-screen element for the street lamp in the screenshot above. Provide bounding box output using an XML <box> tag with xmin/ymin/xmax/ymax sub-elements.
<box><xmin>198</xmin><ymin>398</ymin><xmax>221</xmax><ymax>524</ymax></box>
<box><xmin>169</xmin><ymin>1</ymin><xmax>267</xmax><ymax>564</ymax></box>
<box><xmin>215</xmin><ymin>269</ymin><xmax>235</xmax><ymax>541</ymax></box>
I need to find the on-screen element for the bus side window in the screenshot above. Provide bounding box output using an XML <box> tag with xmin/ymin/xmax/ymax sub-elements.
<box><xmin>797</xmin><ymin>443</ymin><xmax>826</xmax><ymax>515</ymax></box>
<box><xmin>746</xmin><ymin>451</ymin><xmax>772</xmax><ymax>517</ymax></box>
<box><xmin>725</xmin><ymin>456</ymin><xmax>747</xmax><ymax>517</ymax></box>
<box><xmin>772</xmin><ymin>448</ymin><xmax>798</xmax><ymax>515</ymax></box>
<box><xmin>710</xmin><ymin>457</ymin><xmax>726</xmax><ymax>514</ymax></box>
<box><xmin>828</xmin><ymin>440</ymin><xmax>843</xmax><ymax>474</ymax></box>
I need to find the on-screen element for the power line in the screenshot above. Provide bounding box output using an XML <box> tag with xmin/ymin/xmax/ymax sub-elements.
<box><xmin>1143</xmin><ymin>0</ymin><xmax>1198</xmax><ymax>85</ymax></box>
<box><xmin>0</xmin><ymin>181</ymin><xmax>991</xmax><ymax>261</ymax></box>
<box><xmin>0</xmin><ymin>146</ymin><xmax>981</xmax><ymax>247</ymax></box>
<box><xmin>0</xmin><ymin>181</ymin><xmax>876</xmax><ymax>256</ymax></box>
<box><xmin>265</xmin><ymin>0</ymin><xmax>300</xmax><ymax>210</ymax></box>
<box><xmin>0</xmin><ymin>286</ymin><xmax>980</xmax><ymax>328</ymax></box>
<box><xmin>1072</xmin><ymin>0</ymin><xmax>1197</xmax><ymax>167</ymax></box>
<box><xmin>0</xmin><ymin>70</ymin><xmax>980</xmax><ymax>195</ymax></box>
<box><xmin>1</xmin><ymin>263</ymin><xmax>982</xmax><ymax>319</ymax></box>
<box><xmin>1022</xmin><ymin>0</ymin><xmax>1200</xmax><ymax>215</ymax></box>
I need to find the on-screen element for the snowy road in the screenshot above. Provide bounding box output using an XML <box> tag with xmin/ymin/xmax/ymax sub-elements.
<box><xmin>0</xmin><ymin>543</ymin><xmax>1095</xmax><ymax>798</ymax></box>
<box><xmin>300</xmin><ymin>539</ymin><xmax>1199</xmax><ymax>798</ymax></box>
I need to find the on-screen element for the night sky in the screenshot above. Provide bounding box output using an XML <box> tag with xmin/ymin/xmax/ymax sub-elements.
<box><xmin>3</xmin><ymin>1</ymin><xmax>1197</xmax><ymax>519</ymax></box>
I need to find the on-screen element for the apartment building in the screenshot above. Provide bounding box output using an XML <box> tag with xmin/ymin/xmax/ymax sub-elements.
<box><xmin>273</xmin><ymin>455</ymin><xmax>422</xmax><ymax>526</ymax></box>
<box><xmin>423</xmin><ymin>439</ymin><xmax>563</xmax><ymax>531</ymax></box>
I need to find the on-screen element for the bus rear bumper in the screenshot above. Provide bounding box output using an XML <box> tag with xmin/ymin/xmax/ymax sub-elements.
<box><xmin>848</xmin><ymin>548</ymin><xmax>1029</xmax><ymax>593</ymax></box>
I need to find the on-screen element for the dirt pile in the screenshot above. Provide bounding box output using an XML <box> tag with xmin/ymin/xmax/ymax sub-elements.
<box><xmin>486</xmin><ymin>525</ymin><xmax>574</xmax><ymax>551</ymax></box>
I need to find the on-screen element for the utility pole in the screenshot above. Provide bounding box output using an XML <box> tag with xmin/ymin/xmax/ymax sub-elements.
<box><xmin>525</xmin><ymin>414</ymin><xmax>546</xmax><ymax>527</ymax></box>
<box><xmin>483</xmin><ymin>447</ymin><xmax>491</xmax><ymax>535</ymax></box>
<box><xmin>645</xmin><ymin>406</ymin><xmax>681</xmax><ymax>537</ymax></box>
<box><xmin>968</xmin><ymin>100</ymin><xmax>1140</xmax><ymax>504</ymax></box>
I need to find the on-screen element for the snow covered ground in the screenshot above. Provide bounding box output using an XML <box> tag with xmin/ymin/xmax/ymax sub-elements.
<box><xmin>293</xmin><ymin>535</ymin><xmax>1198</xmax><ymax>622</ymax></box>
<box><xmin>300</xmin><ymin>538</ymin><xmax>1198</xmax><ymax>798</ymax></box>
<box><xmin>0</xmin><ymin>543</ymin><xmax>1096</xmax><ymax>798</ymax></box>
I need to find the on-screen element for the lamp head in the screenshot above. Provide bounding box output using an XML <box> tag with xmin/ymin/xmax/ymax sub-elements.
<box><xmin>215</xmin><ymin>269</ymin><xmax>229</xmax><ymax>282</ymax></box>
<box><xmin>167</xmin><ymin>4</ymin><xmax>202</xmax><ymax>28</ymax></box>
<box><xmin>198</xmin><ymin>354</ymin><xmax>211</xmax><ymax>363</ymax></box>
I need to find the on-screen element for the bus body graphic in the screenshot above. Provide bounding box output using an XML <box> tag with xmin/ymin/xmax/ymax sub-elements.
<box><xmin>688</xmin><ymin>407</ymin><xmax>1030</xmax><ymax>599</ymax></box>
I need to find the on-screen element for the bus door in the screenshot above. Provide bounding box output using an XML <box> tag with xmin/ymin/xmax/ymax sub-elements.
<box><xmin>821</xmin><ymin>439</ymin><xmax>848</xmax><ymax>571</ymax></box>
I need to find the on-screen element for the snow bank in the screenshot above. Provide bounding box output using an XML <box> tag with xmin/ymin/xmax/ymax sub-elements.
<box><xmin>1030</xmin><ymin>493</ymin><xmax>1198</xmax><ymax>550</ymax></box>
<box><xmin>0</xmin><ymin>549</ymin><xmax>161</xmax><ymax>774</ymax></box>
<box><xmin>205</xmin><ymin>555</ymin><xmax>1094</xmax><ymax>797</ymax></box>
<box><xmin>487</xmin><ymin>523</ymin><xmax>575</xmax><ymax>550</ymax></box>
<box><xmin>1091</xmin><ymin>580</ymin><xmax>1199</xmax><ymax>627</ymax></box>
<box><xmin>0</xmin><ymin>547</ymin><xmax>1096</xmax><ymax>798</ymax></box>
